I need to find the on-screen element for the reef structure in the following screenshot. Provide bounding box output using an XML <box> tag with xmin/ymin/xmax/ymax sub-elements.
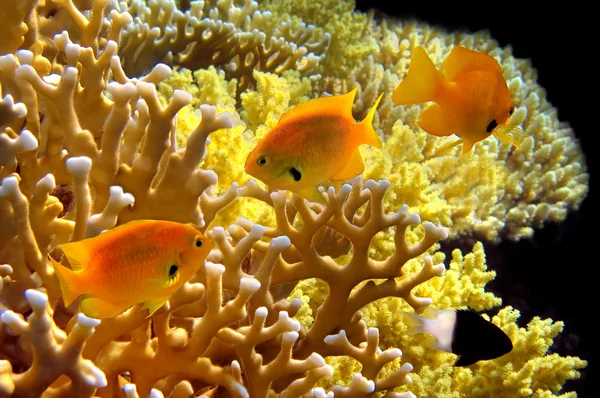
<box><xmin>0</xmin><ymin>0</ymin><xmax>588</xmax><ymax>397</ymax></box>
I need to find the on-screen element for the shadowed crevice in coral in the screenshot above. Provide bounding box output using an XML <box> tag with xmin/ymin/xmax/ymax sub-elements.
<box><xmin>439</xmin><ymin>198</ymin><xmax>593</xmax><ymax>395</ymax></box>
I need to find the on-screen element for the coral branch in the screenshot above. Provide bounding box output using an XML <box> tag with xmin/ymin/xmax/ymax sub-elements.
<box><xmin>0</xmin><ymin>290</ymin><xmax>106</xmax><ymax>396</ymax></box>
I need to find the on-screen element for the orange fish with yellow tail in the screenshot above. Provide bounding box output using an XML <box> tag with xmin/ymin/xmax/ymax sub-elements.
<box><xmin>48</xmin><ymin>220</ymin><xmax>211</xmax><ymax>319</ymax></box>
<box><xmin>244</xmin><ymin>87</ymin><xmax>384</xmax><ymax>202</ymax></box>
<box><xmin>391</xmin><ymin>45</ymin><xmax>525</xmax><ymax>155</ymax></box>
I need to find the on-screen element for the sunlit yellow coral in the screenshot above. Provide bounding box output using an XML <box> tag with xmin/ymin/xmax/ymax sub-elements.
<box><xmin>258</xmin><ymin>0</ymin><xmax>589</xmax><ymax>242</ymax></box>
<box><xmin>407</xmin><ymin>307</ymin><xmax>587</xmax><ymax>398</ymax></box>
<box><xmin>241</xmin><ymin>69</ymin><xmax>313</xmax><ymax>133</ymax></box>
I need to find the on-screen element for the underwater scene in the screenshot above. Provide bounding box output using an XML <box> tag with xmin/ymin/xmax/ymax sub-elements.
<box><xmin>0</xmin><ymin>0</ymin><xmax>593</xmax><ymax>397</ymax></box>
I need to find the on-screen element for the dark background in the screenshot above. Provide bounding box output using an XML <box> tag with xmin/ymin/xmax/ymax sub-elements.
<box><xmin>354</xmin><ymin>2</ymin><xmax>595</xmax><ymax>397</ymax></box>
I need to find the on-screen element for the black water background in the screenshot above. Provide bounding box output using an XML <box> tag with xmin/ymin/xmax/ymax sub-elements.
<box><xmin>354</xmin><ymin>3</ymin><xmax>596</xmax><ymax>396</ymax></box>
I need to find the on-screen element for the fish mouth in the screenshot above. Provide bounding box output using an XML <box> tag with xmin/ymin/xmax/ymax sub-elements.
<box><xmin>245</xmin><ymin>166</ymin><xmax>259</xmax><ymax>179</ymax></box>
<box><xmin>244</xmin><ymin>155</ymin><xmax>258</xmax><ymax>177</ymax></box>
<box><xmin>244</xmin><ymin>158</ymin><xmax>252</xmax><ymax>173</ymax></box>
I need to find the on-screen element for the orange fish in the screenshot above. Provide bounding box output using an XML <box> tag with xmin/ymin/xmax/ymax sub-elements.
<box><xmin>244</xmin><ymin>88</ymin><xmax>383</xmax><ymax>202</ymax></box>
<box><xmin>392</xmin><ymin>45</ymin><xmax>524</xmax><ymax>155</ymax></box>
<box><xmin>49</xmin><ymin>220</ymin><xmax>211</xmax><ymax>319</ymax></box>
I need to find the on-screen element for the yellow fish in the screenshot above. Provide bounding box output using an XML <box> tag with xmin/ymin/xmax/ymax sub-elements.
<box><xmin>49</xmin><ymin>220</ymin><xmax>211</xmax><ymax>319</ymax></box>
<box><xmin>244</xmin><ymin>88</ymin><xmax>383</xmax><ymax>202</ymax></box>
<box><xmin>392</xmin><ymin>45</ymin><xmax>524</xmax><ymax>155</ymax></box>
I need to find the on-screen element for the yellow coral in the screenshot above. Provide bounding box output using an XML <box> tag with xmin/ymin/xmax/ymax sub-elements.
<box><xmin>407</xmin><ymin>307</ymin><xmax>587</xmax><ymax>398</ymax></box>
<box><xmin>241</xmin><ymin>69</ymin><xmax>313</xmax><ymax>132</ymax></box>
<box><xmin>353</xmin><ymin>243</ymin><xmax>586</xmax><ymax>397</ymax></box>
<box><xmin>255</xmin><ymin>0</ymin><xmax>588</xmax><ymax>242</ymax></box>
<box><xmin>260</xmin><ymin>0</ymin><xmax>377</xmax><ymax>77</ymax></box>
<box><xmin>158</xmin><ymin>66</ymin><xmax>237</xmax><ymax>109</ymax></box>
<box><xmin>287</xmin><ymin>237</ymin><xmax>585</xmax><ymax>397</ymax></box>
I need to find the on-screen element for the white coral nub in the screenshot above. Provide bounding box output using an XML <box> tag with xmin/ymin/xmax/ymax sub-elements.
<box><xmin>0</xmin><ymin>176</ymin><xmax>19</xmax><ymax>198</ymax></box>
<box><xmin>66</xmin><ymin>156</ymin><xmax>93</xmax><ymax>180</ymax></box>
<box><xmin>240</xmin><ymin>277</ymin><xmax>261</xmax><ymax>294</ymax></box>
<box><xmin>0</xmin><ymin>130</ymin><xmax>37</xmax><ymax>164</ymax></box>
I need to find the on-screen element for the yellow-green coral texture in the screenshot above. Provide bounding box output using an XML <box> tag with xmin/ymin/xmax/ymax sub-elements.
<box><xmin>157</xmin><ymin>0</ymin><xmax>588</xmax><ymax>395</ymax></box>
<box><xmin>183</xmin><ymin>0</ymin><xmax>589</xmax><ymax>243</ymax></box>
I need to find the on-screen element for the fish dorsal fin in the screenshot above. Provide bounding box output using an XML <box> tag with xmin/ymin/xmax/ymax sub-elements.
<box><xmin>278</xmin><ymin>88</ymin><xmax>357</xmax><ymax>125</ymax></box>
<box><xmin>442</xmin><ymin>46</ymin><xmax>502</xmax><ymax>81</ymax></box>
<box><xmin>97</xmin><ymin>219</ymin><xmax>156</xmax><ymax>237</ymax></box>
<box><xmin>355</xmin><ymin>93</ymin><xmax>383</xmax><ymax>148</ymax></box>
<box><xmin>85</xmin><ymin>219</ymin><xmax>160</xmax><ymax>245</ymax></box>
<box><xmin>60</xmin><ymin>220</ymin><xmax>158</xmax><ymax>270</ymax></box>
<box><xmin>60</xmin><ymin>241</ymin><xmax>92</xmax><ymax>271</ymax></box>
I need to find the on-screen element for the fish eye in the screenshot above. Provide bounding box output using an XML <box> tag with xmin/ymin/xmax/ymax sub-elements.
<box><xmin>508</xmin><ymin>107</ymin><xmax>514</xmax><ymax>116</ymax></box>
<box><xmin>169</xmin><ymin>265</ymin><xmax>178</xmax><ymax>278</ymax></box>
<box><xmin>195</xmin><ymin>238</ymin><xmax>203</xmax><ymax>248</ymax></box>
<box><xmin>289</xmin><ymin>167</ymin><xmax>302</xmax><ymax>181</ymax></box>
<box><xmin>486</xmin><ymin>119</ymin><xmax>498</xmax><ymax>133</ymax></box>
<box><xmin>257</xmin><ymin>156</ymin><xmax>269</xmax><ymax>166</ymax></box>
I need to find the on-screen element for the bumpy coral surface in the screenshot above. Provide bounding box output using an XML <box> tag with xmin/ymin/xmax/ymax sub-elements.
<box><xmin>259</xmin><ymin>0</ymin><xmax>589</xmax><ymax>243</ymax></box>
<box><xmin>0</xmin><ymin>0</ymin><xmax>588</xmax><ymax>397</ymax></box>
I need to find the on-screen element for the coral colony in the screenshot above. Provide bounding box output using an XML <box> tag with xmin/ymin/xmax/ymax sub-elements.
<box><xmin>0</xmin><ymin>0</ymin><xmax>588</xmax><ymax>397</ymax></box>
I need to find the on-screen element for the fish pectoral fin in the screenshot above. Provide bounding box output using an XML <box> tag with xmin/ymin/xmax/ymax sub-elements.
<box><xmin>142</xmin><ymin>297</ymin><xmax>169</xmax><ymax>318</ymax></box>
<box><xmin>434</xmin><ymin>138</ymin><xmax>463</xmax><ymax>156</ymax></box>
<box><xmin>80</xmin><ymin>295</ymin><xmax>128</xmax><ymax>319</ymax></box>
<box><xmin>330</xmin><ymin>150</ymin><xmax>365</xmax><ymax>181</ymax></box>
<box><xmin>295</xmin><ymin>186</ymin><xmax>327</xmax><ymax>204</ymax></box>
<box><xmin>417</xmin><ymin>104</ymin><xmax>454</xmax><ymax>137</ymax></box>
<box><xmin>279</xmin><ymin>88</ymin><xmax>357</xmax><ymax>124</ymax></box>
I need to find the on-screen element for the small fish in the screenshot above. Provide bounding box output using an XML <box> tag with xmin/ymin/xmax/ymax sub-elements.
<box><xmin>392</xmin><ymin>45</ymin><xmax>525</xmax><ymax>155</ymax></box>
<box><xmin>244</xmin><ymin>88</ymin><xmax>383</xmax><ymax>202</ymax></box>
<box><xmin>48</xmin><ymin>220</ymin><xmax>211</xmax><ymax>319</ymax></box>
<box><xmin>402</xmin><ymin>308</ymin><xmax>513</xmax><ymax>366</ymax></box>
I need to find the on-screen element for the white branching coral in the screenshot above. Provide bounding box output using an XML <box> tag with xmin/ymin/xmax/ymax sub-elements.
<box><xmin>0</xmin><ymin>169</ymin><xmax>449</xmax><ymax>397</ymax></box>
<box><xmin>0</xmin><ymin>1</ymin><xmax>450</xmax><ymax>395</ymax></box>
<box><xmin>34</xmin><ymin>0</ymin><xmax>331</xmax><ymax>91</ymax></box>
<box><xmin>0</xmin><ymin>290</ymin><xmax>107</xmax><ymax>397</ymax></box>
<box><xmin>115</xmin><ymin>0</ymin><xmax>330</xmax><ymax>89</ymax></box>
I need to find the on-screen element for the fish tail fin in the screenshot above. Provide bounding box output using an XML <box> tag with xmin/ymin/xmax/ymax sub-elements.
<box><xmin>48</xmin><ymin>255</ymin><xmax>81</xmax><ymax>307</ymax></box>
<box><xmin>356</xmin><ymin>92</ymin><xmax>383</xmax><ymax>148</ymax></box>
<box><xmin>400</xmin><ymin>311</ymin><xmax>426</xmax><ymax>335</ymax></box>
<box><xmin>392</xmin><ymin>46</ymin><xmax>443</xmax><ymax>105</ymax></box>
<box><xmin>401</xmin><ymin>306</ymin><xmax>440</xmax><ymax>335</ymax></box>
